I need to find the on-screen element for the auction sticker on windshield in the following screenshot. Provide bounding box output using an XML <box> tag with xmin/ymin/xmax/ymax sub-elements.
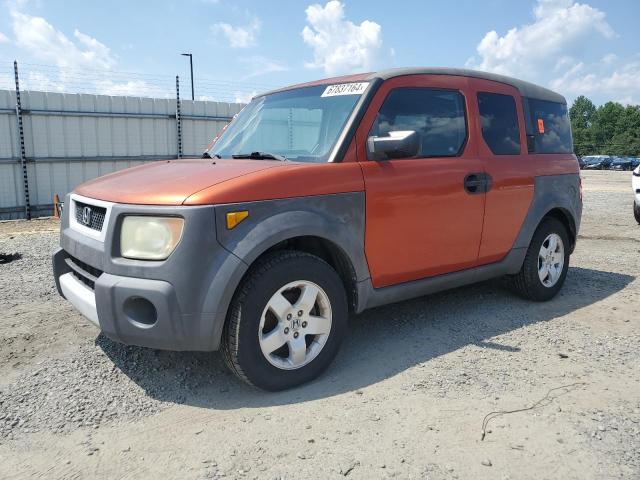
<box><xmin>321</xmin><ymin>82</ymin><xmax>369</xmax><ymax>97</ymax></box>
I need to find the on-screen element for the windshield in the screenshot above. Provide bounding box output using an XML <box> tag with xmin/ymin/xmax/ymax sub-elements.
<box><xmin>206</xmin><ymin>83</ymin><xmax>368</xmax><ymax>163</ymax></box>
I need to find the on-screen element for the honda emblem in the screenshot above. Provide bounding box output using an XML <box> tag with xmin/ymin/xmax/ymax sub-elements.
<box><xmin>81</xmin><ymin>206</ymin><xmax>92</xmax><ymax>226</ymax></box>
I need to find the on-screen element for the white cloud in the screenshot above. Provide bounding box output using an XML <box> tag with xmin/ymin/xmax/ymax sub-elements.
<box><xmin>0</xmin><ymin>32</ymin><xmax>9</xmax><ymax>43</ymax></box>
<box><xmin>93</xmin><ymin>80</ymin><xmax>172</xmax><ymax>98</ymax></box>
<box><xmin>467</xmin><ymin>0</ymin><xmax>614</xmax><ymax>80</ymax></box>
<box><xmin>11</xmin><ymin>10</ymin><xmax>117</xmax><ymax>70</ymax></box>
<box><xmin>8</xmin><ymin>8</ymin><xmax>174</xmax><ymax>97</ymax></box>
<box><xmin>466</xmin><ymin>0</ymin><xmax>640</xmax><ymax>105</ymax></box>
<box><xmin>301</xmin><ymin>0</ymin><xmax>384</xmax><ymax>76</ymax></box>
<box><xmin>234</xmin><ymin>90</ymin><xmax>256</xmax><ymax>103</ymax></box>
<box><xmin>213</xmin><ymin>19</ymin><xmax>260</xmax><ymax>48</ymax></box>
<box><xmin>550</xmin><ymin>58</ymin><xmax>640</xmax><ymax>105</ymax></box>
<box><xmin>240</xmin><ymin>56</ymin><xmax>287</xmax><ymax>80</ymax></box>
<box><xmin>18</xmin><ymin>69</ymin><xmax>173</xmax><ymax>98</ymax></box>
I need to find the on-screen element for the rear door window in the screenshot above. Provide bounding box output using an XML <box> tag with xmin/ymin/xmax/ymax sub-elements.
<box><xmin>525</xmin><ymin>98</ymin><xmax>573</xmax><ymax>154</ymax></box>
<box><xmin>477</xmin><ymin>92</ymin><xmax>521</xmax><ymax>155</ymax></box>
<box><xmin>368</xmin><ymin>88</ymin><xmax>467</xmax><ymax>159</ymax></box>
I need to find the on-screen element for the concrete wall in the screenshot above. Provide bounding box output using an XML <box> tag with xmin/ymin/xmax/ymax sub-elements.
<box><xmin>0</xmin><ymin>89</ymin><xmax>243</xmax><ymax>219</ymax></box>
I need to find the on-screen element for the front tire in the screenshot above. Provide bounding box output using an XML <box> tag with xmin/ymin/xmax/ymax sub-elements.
<box><xmin>505</xmin><ymin>217</ymin><xmax>570</xmax><ymax>301</ymax></box>
<box><xmin>634</xmin><ymin>201</ymin><xmax>640</xmax><ymax>224</ymax></box>
<box><xmin>222</xmin><ymin>250</ymin><xmax>348</xmax><ymax>391</ymax></box>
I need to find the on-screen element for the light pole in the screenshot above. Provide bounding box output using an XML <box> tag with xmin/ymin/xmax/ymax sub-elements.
<box><xmin>181</xmin><ymin>53</ymin><xmax>194</xmax><ymax>100</ymax></box>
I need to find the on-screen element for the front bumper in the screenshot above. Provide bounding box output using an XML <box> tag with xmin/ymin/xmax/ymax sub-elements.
<box><xmin>59</xmin><ymin>272</ymin><xmax>99</xmax><ymax>327</ymax></box>
<box><xmin>53</xmin><ymin>195</ymin><xmax>247</xmax><ymax>351</ymax></box>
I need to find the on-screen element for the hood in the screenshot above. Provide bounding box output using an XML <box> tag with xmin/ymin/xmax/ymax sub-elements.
<box><xmin>74</xmin><ymin>159</ymin><xmax>284</xmax><ymax>205</ymax></box>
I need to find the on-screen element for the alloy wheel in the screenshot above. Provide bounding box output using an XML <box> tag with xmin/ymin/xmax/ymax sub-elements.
<box><xmin>258</xmin><ymin>280</ymin><xmax>332</xmax><ymax>370</ymax></box>
<box><xmin>538</xmin><ymin>233</ymin><xmax>565</xmax><ymax>287</ymax></box>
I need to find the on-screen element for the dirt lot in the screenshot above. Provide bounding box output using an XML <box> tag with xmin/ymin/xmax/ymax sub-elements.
<box><xmin>0</xmin><ymin>170</ymin><xmax>639</xmax><ymax>479</ymax></box>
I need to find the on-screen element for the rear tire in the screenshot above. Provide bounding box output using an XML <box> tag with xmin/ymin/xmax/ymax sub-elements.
<box><xmin>634</xmin><ymin>201</ymin><xmax>640</xmax><ymax>224</ymax></box>
<box><xmin>222</xmin><ymin>250</ymin><xmax>348</xmax><ymax>391</ymax></box>
<box><xmin>505</xmin><ymin>217</ymin><xmax>570</xmax><ymax>301</ymax></box>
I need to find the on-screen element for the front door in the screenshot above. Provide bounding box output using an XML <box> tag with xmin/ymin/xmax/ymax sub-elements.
<box><xmin>356</xmin><ymin>75</ymin><xmax>486</xmax><ymax>288</ymax></box>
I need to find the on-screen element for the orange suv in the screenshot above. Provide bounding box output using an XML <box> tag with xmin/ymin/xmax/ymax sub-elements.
<box><xmin>53</xmin><ymin>68</ymin><xmax>582</xmax><ymax>390</ymax></box>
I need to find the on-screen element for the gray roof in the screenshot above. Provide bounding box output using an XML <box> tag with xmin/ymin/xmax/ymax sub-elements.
<box><xmin>259</xmin><ymin>67</ymin><xmax>566</xmax><ymax>104</ymax></box>
<box><xmin>368</xmin><ymin>67</ymin><xmax>566</xmax><ymax>104</ymax></box>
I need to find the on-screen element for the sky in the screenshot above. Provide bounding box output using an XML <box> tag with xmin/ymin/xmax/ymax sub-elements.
<box><xmin>0</xmin><ymin>0</ymin><xmax>639</xmax><ymax>104</ymax></box>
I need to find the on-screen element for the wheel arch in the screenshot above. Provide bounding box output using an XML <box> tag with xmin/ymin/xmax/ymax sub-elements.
<box><xmin>543</xmin><ymin>207</ymin><xmax>577</xmax><ymax>253</ymax></box>
<box><xmin>256</xmin><ymin>235</ymin><xmax>359</xmax><ymax>313</ymax></box>
<box><xmin>512</xmin><ymin>174</ymin><xmax>582</xmax><ymax>259</ymax></box>
<box><xmin>205</xmin><ymin>193</ymin><xmax>369</xmax><ymax>350</ymax></box>
<box><xmin>205</xmin><ymin>232</ymin><xmax>361</xmax><ymax>352</ymax></box>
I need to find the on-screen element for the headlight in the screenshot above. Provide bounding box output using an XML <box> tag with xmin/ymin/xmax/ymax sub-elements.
<box><xmin>121</xmin><ymin>216</ymin><xmax>184</xmax><ymax>260</ymax></box>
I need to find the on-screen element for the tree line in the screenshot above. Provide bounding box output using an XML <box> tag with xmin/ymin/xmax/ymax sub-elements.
<box><xmin>569</xmin><ymin>96</ymin><xmax>640</xmax><ymax>157</ymax></box>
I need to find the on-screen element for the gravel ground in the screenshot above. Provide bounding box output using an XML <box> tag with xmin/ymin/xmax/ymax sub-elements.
<box><xmin>0</xmin><ymin>170</ymin><xmax>639</xmax><ymax>479</ymax></box>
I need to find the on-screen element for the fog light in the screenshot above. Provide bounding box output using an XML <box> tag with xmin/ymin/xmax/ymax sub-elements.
<box><xmin>123</xmin><ymin>297</ymin><xmax>157</xmax><ymax>327</ymax></box>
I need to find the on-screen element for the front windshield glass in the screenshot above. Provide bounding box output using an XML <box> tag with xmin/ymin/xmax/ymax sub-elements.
<box><xmin>206</xmin><ymin>84</ymin><xmax>367</xmax><ymax>163</ymax></box>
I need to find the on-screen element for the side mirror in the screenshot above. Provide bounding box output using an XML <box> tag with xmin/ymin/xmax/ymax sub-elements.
<box><xmin>367</xmin><ymin>130</ymin><xmax>419</xmax><ymax>160</ymax></box>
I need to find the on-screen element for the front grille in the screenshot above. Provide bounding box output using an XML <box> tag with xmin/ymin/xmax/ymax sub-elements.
<box><xmin>74</xmin><ymin>200</ymin><xmax>106</xmax><ymax>231</ymax></box>
<box><xmin>66</xmin><ymin>255</ymin><xmax>103</xmax><ymax>290</ymax></box>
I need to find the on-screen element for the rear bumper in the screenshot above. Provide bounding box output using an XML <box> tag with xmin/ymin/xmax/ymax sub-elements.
<box><xmin>52</xmin><ymin>198</ymin><xmax>248</xmax><ymax>351</ymax></box>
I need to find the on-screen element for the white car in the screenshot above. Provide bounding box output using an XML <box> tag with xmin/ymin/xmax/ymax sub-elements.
<box><xmin>634</xmin><ymin>165</ymin><xmax>640</xmax><ymax>224</ymax></box>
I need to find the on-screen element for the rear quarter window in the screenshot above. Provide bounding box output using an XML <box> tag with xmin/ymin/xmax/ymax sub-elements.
<box><xmin>525</xmin><ymin>98</ymin><xmax>573</xmax><ymax>154</ymax></box>
<box><xmin>477</xmin><ymin>92</ymin><xmax>521</xmax><ymax>155</ymax></box>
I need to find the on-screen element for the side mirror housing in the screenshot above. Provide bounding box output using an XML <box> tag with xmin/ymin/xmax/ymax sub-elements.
<box><xmin>367</xmin><ymin>130</ymin><xmax>419</xmax><ymax>160</ymax></box>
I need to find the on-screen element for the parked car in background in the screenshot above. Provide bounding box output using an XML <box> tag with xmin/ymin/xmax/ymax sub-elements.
<box><xmin>53</xmin><ymin>67</ymin><xmax>582</xmax><ymax>390</ymax></box>
<box><xmin>610</xmin><ymin>156</ymin><xmax>636</xmax><ymax>171</ymax></box>
<box><xmin>630</xmin><ymin>157</ymin><xmax>640</xmax><ymax>169</ymax></box>
<box><xmin>634</xmin><ymin>166</ymin><xmax>640</xmax><ymax>224</ymax></box>
<box><xmin>577</xmin><ymin>156</ymin><xmax>585</xmax><ymax>169</ymax></box>
<box><xmin>582</xmin><ymin>155</ymin><xmax>612</xmax><ymax>170</ymax></box>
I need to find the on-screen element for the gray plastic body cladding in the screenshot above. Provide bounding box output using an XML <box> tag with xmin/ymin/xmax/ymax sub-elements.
<box><xmin>512</xmin><ymin>174</ymin><xmax>582</xmax><ymax>253</ymax></box>
<box><xmin>357</xmin><ymin>247</ymin><xmax>527</xmax><ymax>311</ymax></box>
<box><xmin>52</xmin><ymin>246</ymin><xmax>70</xmax><ymax>297</ymax></box>
<box><xmin>55</xmin><ymin>194</ymin><xmax>244</xmax><ymax>351</ymax></box>
<box><xmin>357</xmin><ymin>173</ymin><xmax>582</xmax><ymax>311</ymax></box>
<box><xmin>212</xmin><ymin>192</ymin><xmax>368</xmax><ymax>328</ymax></box>
<box><xmin>214</xmin><ymin>192</ymin><xmax>368</xmax><ymax>281</ymax></box>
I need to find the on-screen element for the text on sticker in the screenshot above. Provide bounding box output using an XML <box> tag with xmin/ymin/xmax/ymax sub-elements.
<box><xmin>321</xmin><ymin>82</ymin><xmax>369</xmax><ymax>97</ymax></box>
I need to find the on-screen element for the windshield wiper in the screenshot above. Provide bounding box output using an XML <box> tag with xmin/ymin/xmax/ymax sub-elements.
<box><xmin>202</xmin><ymin>152</ymin><xmax>221</xmax><ymax>159</ymax></box>
<box><xmin>232</xmin><ymin>151</ymin><xmax>288</xmax><ymax>162</ymax></box>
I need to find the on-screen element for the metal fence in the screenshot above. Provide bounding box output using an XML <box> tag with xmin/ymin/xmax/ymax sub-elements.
<box><xmin>0</xmin><ymin>82</ymin><xmax>243</xmax><ymax>220</ymax></box>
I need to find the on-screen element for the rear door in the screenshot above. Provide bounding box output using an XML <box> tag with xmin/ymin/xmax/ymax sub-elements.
<box><xmin>469</xmin><ymin>79</ymin><xmax>535</xmax><ymax>264</ymax></box>
<box><xmin>356</xmin><ymin>75</ymin><xmax>486</xmax><ymax>288</ymax></box>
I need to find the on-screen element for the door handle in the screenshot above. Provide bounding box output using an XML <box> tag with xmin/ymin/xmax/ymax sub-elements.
<box><xmin>464</xmin><ymin>173</ymin><xmax>492</xmax><ymax>194</ymax></box>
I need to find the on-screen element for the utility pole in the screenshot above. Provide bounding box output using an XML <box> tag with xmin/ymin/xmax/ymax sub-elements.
<box><xmin>181</xmin><ymin>53</ymin><xmax>194</xmax><ymax>100</ymax></box>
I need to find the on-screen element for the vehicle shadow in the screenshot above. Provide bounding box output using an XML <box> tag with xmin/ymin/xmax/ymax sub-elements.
<box><xmin>97</xmin><ymin>266</ymin><xmax>633</xmax><ymax>408</ymax></box>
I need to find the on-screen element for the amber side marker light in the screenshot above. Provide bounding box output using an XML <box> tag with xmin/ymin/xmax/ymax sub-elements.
<box><xmin>226</xmin><ymin>211</ymin><xmax>249</xmax><ymax>229</ymax></box>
